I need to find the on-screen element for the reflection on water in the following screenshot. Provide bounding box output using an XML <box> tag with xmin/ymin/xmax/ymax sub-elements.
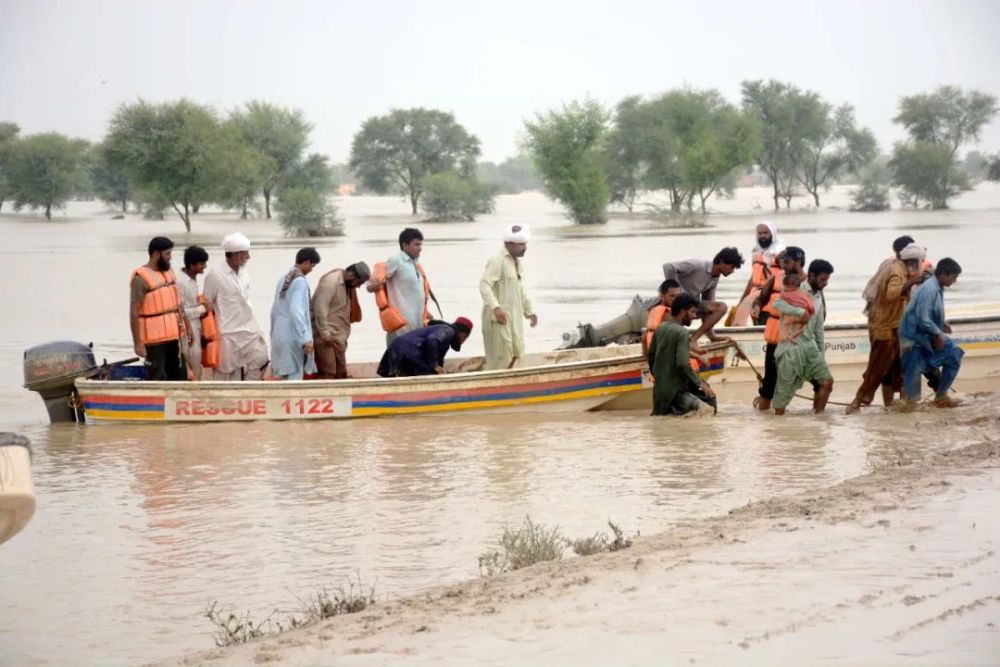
<box><xmin>2</xmin><ymin>399</ymin><xmax>999</xmax><ymax>666</ymax></box>
<box><xmin>1</xmin><ymin>187</ymin><xmax>1000</xmax><ymax>664</ymax></box>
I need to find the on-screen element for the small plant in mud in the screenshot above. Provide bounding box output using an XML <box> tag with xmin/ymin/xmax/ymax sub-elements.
<box><xmin>205</xmin><ymin>601</ymin><xmax>280</xmax><ymax>647</ymax></box>
<box><xmin>296</xmin><ymin>577</ymin><xmax>377</xmax><ymax>621</ymax></box>
<box><xmin>607</xmin><ymin>520</ymin><xmax>633</xmax><ymax>551</ymax></box>
<box><xmin>205</xmin><ymin>576</ymin><xmax>377</xmax><ymax>647</ymax></box>
<box><xmin>570</xmin><ymin>520</ymin><xmax>633</xmax><ymax>556</ymax></box>
<box><xmin>571</xmin><ymin>532</ymin><xmax>609</xmax><ymax>556</ymax></box>
<box><xmin>478</xmin><ymin>515</ymin><xmax>566</xmax><ymax>577</ymax></box>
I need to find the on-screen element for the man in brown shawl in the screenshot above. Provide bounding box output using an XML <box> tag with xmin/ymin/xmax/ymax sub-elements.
<box><xmin>311</xmin><ymin>262</ymin><xmax>370</xmax><ymax>379</ymax></box>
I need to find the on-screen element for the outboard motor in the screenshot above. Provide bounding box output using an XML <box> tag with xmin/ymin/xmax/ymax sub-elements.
<box><xmin>0</xmin><ymin>433</ymin><xmax>35</xmax><ymax>546</ymax></box>
<box><xmin>560</xmin><ymin>295</ymin><xmax>651</xmax><ymax>348</ymax></box>
<box><xmin>23</xmin><ymin>341</ymin><xmax>97</xmax><ymax>422</ymax></box>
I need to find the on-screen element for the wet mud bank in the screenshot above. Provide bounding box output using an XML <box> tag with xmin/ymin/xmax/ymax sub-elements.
<box><xmin>155</xmin><ymin>435</ymin><xmax>1000</xmax><ymax>666</ymax></box>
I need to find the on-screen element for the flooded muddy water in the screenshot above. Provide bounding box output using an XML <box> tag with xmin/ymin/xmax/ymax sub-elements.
<box><xmin>1</xmin><ymin>186</ymin><xmax>999</xmax><ymax>664</ymax></box>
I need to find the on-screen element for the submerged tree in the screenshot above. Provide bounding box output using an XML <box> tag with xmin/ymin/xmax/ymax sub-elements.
<box><xmin>89</xmin><ymin>140</ymin><xmax>132</xmax><ymax>213</ymax></box>
<box><xmin>604</xmin><ymin>96</ymin><xmax>646</xmax><ymax>213</ymax></box>
<box><xmin>742</xmin><ymin>79</ymin><xmax>827</xmax><ymax>211</ymax></box>
<box><xmin>349</xmin><ymin>108</ymin><xmax>481</xmax><ymax>215</ymax></box>
<box><xmin>229</xmin><ymin>101</ymin><xmax>311</xmax><ymax>219</ymax></box>
<box><xmin>6</xmin><ymin>132</ymin><xmax>90</xmax><ymax>220</ymax></box>
<box><xmin>0</xmin><ymin>121</ymin><xmax>21</xmax><ymax>212</ymax></box>
<box><xmin>107</xmin><ymin>99</ymin><xmax>231</xmax><ymax>231</ymax></box>
<box><xmin>524</xmin><ymin>98</ymin><xmax>610</xmax><ymax>225</ymax></box>
<box><xmin>890</xmin><ymin>86</ymin><xmax>997</xmax><ymax>209</ymax></box>
<box><xmin>420</xmin><ymin>171</ymin><xmax>497</xmax><ymax>221</ymax></box>
<box><xmin>274</xmin><ymin>187</ymin><xmax>343</xmax><ymax>237</ymax></box>
<box><xmin>797</xmin><ymin>104</ymin><xmax>877</xmax><ymax>207</ymax></box>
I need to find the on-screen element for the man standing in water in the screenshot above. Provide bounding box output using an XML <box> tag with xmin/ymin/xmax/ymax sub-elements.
<box><xmin>177</xmin><ymin>245</ymin><xmax>210</xmax><ymax>379</ymax></box>
<box><xmin>312</xmin><ymin>262</ymin><xmax>370</xmax><ymax>379</ymax></box>
<box><xmin>899</xmin><ymin>258</ymin><xmax>964</xmax><ymax>408</ymax></box>
<box><xmin>367</xmin><ymin>228</ymin><xmax>433</xmax><ymax>346</ymax></box>
<box><xmin>771</xmin><ymin>259</ymin><xmax>835</xmax><ymax>415</ymax></box>
<box><xmin>753</xmin><ymin>246</ymin><xmax>807</xmax><ymax>411</ymax></box>
<box><xmin>847</xmin><ymin>243</ymin><xmax>927</xmax><ymax>412</ymax></box>
<box><xmin>479</xmin><ymin>224</ymin><xmax>538</xmax><ymax>370</ymax></box>
<box><xmin>270</xmin><ymin>248</ymin><xmax>321</xmax><ymax>381</ymax></box>
<box><xmin>648</xmin><ymin>293</ymin><xmax>716</xmax><ymax>416</ymax></box>
<box><xmin>203</xmin><ymin>233</ymin><xmax>269</xmax><ymax>381</ymax></box>
<box><xmin>130</xmin><ymin>236</ymin><xmax>186</xmax><ymax>381</ymax></box>
<box><xmin>661</xmin><ymin>247</ymin><xmax>743</xmax><ymax>343</ymax></box>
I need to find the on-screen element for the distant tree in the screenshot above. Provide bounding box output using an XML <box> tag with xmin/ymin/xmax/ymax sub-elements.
<box><xmin>349</xmin><ymin>108</ymin><xmax>481</xmax><ymax>215</ymax></box>
<box><xmin>742</xmin><ymin>79</ymin><xmax>827</xmax><ymax>211</ymax></box>
<box><xmin>214</xmin><ymin>123</ymin><xmax>266</xmax><ymax>219</ymax></box>
<box><xmin>681</xmin><ymin>97</ymin><xmax>761</xmax><ymax>214</ymax></box>
<box><xmin>477</xmin><ymin>154</ymin><xmax>542</xmax><ymax>194</ymax></box>
<box><xmin>281</xmin><ymin>153</ymin><xmax>335</xmax><ymax>194</ymax></box>
<box><xmin>230</xmin><ymin>101</ymin><xmax>311</xmax><ymax>219</ymax></box>
<box><xmin>849</xmin><ymin>161</ymin><xmax>891</xmax><ymax>212</ymax></box>
<box><xmin>274</xmin><ymin>186</ymin><xmax>343</xmax><ymax>237</ymax></box>
<box><xmin>0</xmin><ymin>121</ymin><xmax>21</xmax><ymax>212</ymax></box>
<box><xmin>89</xmin><ymin>140</ymin><xmax>132</xmax><ymax>213</ymax></box>
<box><xmin>524</xmin><ymin>99</ymin><xmax>610</xmax><ymax>225</ymax></box>
<box><xmin>6</xmin><ymin>132</ymin><xmax>90</xmax><ymax>220</ymax></box>
<box><xmin>608</xmin><ymin>90</ymin><xmax>759</xmax><ymax>215</ymax></box>
<box><xmin>420</xmin><ymin>172</ymin><xmax>497</xmax><ymax>221</ymax></box>
<box><xmin>894</xmin><ymin>86</ymin><xmax>998</xmax><ymax>157</ymax></box>
<box><xmin>604</xmin><ymin>96</ymin><xmax>646</xmax><ymax>213</ymax></box>
<box><xmin>890</xmin><ymin>141</ymin><xmax>970</xmax><ymax>209</ymax></box>
<box><xmin>961</xmin><ymin>150</ymin><xmax>989</xmax><ymax>183</ymax></box>
<box><xmin>989</xmin><ymin>155</ymin><xmax>1000</xmax><ymax>182</ymax></box>
<box><xmin>797</xmin><ymin>104</ymin><xmax>877</xmax><ymax>207</ymax></box>
<box><xmin>890</xmin><ymin>86</ymin><xmax>997</xmax><ymax>209</ymax></box>
<box><xmin>107</xmin><ymin>99</ymin><xmax>231</xmax><ymax>231</ymax></box>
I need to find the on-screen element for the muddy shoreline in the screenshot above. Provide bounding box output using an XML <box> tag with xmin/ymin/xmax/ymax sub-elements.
<box><xmin>154</xmin><ymin>432</ymin><xmax>1000</xmax><ymax>666</ymax></box>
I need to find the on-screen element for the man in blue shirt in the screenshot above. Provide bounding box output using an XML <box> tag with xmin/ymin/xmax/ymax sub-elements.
<box><xmin>367</xmin><ymin>228</ymin><xmax>432</xmax><ymax>346</ymax></box>
<box><xmin>898</xmin><ymin>258</ymin><xmax>964</xmax><ymax>407</ymax></box>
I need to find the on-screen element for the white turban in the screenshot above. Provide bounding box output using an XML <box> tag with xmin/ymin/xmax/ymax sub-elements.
<box><xmin>221</xmin><ymin>232</ymin><xmax>251</xmax><ymax>252</ymax></box>
<box><xmin>899</xmin><ymin>243</ymin><xmax>926</xmax><ymax>261</ymax></box>
<box><xmin>503</xmin><ymin>224</ymin><xmax>531</xmax><ymax>244</ymax></box>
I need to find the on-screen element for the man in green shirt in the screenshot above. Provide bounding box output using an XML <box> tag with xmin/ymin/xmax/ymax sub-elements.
<box><xmin>648</xmin><ymin>293</ymin><xmax>716</xmax><ymax>416</ymax></box>
<box><xmin>772</xmin><ymin>259</ymin><xmax>835</xmax><ymax>415</ymax></box>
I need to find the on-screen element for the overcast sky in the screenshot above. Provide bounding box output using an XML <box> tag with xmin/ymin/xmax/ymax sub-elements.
<box><xmin>3</xmin><ymin>0</ymin><xmax>999</xmax><ymax>162</ymax></box>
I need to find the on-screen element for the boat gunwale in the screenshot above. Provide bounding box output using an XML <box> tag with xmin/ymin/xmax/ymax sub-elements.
<box><xmin>74</xmin><ymin>313</ymin><xmax>1000</xmax><ymax>394</ymax></box>
<box><xmin>75</xmin><ymin>348</ymin><xmax>649</xmax><ymax>393</ymax></box>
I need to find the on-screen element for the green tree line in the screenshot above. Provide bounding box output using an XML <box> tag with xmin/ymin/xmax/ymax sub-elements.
<box><xmin>0</xmin><ymin>84</ymin><xmax>996</xmax><ymax>229</ymax></box>
<box><xmin>524</xmin><ymin>82</ymin><xmax>997</xmax><ymax>224</ymax></box>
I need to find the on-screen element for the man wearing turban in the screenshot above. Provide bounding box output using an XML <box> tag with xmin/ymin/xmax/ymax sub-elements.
<box><xmin>202</xmin><ymin>233</ymin><xmax>270</xmax><ymax>380</ymax></box>
<box><xmin>847</xmin><ymin>243</ymin><xmax>929</xmax><ymax>412</ymax></box>
<box><xmin>479</xmin><ymin>224</ymin><xmax>538</xmax><ymax>370</ymax></box>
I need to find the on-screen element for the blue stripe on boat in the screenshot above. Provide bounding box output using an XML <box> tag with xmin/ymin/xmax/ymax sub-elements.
<box><xmin>83</xmin><ymin>401</ymin><xmax>165</xmax><ymax>412</ymax></box>
<box><xmin>354</xmin><ymin>375</ymin><xmax>641</xmax><ymax>409</ymax></box>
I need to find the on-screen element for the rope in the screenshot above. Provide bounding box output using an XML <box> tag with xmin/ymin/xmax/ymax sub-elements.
<box><xmin>731</xmin><ymin>342</ymin><xmax>856</xmax><ymax>408</ymax></box>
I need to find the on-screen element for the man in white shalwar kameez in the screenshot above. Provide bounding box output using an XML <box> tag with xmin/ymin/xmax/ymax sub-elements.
<box><xmin>270</xmin><ymin>248</ymin><xmax>320</xmax><ymax>380</ymax></box>
<box><xmin>479</xmin><ymin>224</ymin><xmax>539</xmax><ymax>370</ymax></box>
<box><xmin>203</xmin><ymin>233</ymin><xmax>269</xmax><ymax>381</ymax></box>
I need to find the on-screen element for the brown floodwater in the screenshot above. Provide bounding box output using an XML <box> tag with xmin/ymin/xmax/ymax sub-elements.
<box><xmin>1</xmin><ymin>186</ymin><xmax>999</xmax><ymax>665</ymax></box>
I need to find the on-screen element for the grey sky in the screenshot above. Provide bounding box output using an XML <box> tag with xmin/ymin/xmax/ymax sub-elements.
<box><xmin>3</xmin><ymin>0</ymin><xmax>999</xmax><ymax>162</ymax></box>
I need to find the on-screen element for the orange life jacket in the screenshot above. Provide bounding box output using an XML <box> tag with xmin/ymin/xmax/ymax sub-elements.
<box><xmin>750</xmin><ymin>250</ymin><xmax>778</xmax><ymax>289</ymax></box>
<box><xmin>132</xmin><ymin>266</ymin><xmax>181</xmax><ymax>345</ymax></box>
<box><xmin>199</xmin><ymin>295</ymin><xmax>219</xmax><ymax>369</ymax></box>
<box><xmin>762</xmin><ymin>267</ymin><xmax>787</xmax><ymax>345</ymax></box>
<box><xmin>372</xmin><ymin>260</ymin><xmax>431</xmax><ymax>333</ymax></box>
<box><xmin>642</xmin><ymin>305</ymin><xmax>668</xmax><ymax>355</ymax></box>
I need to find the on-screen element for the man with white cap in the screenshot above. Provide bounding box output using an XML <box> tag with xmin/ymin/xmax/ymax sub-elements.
<box><xmin>847</xmin><ymin>242</ymin><xmax>928</xmax><ymax>412</ymax></box>
<box><xmin>203</xmin><ymin>232</ymin><xmax>269</xmax><ymax>381</ymax></box>
<box><xmin>479</xmin><ymin>224</ymin><xmax>538</xmax><ymax>370</ymax></box>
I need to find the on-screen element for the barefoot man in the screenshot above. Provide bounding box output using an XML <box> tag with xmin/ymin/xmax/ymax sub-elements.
<box><xmin>479</xmin><ymin>224</ymin><xmax>538</xmax><ymax>370</ymax></box>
